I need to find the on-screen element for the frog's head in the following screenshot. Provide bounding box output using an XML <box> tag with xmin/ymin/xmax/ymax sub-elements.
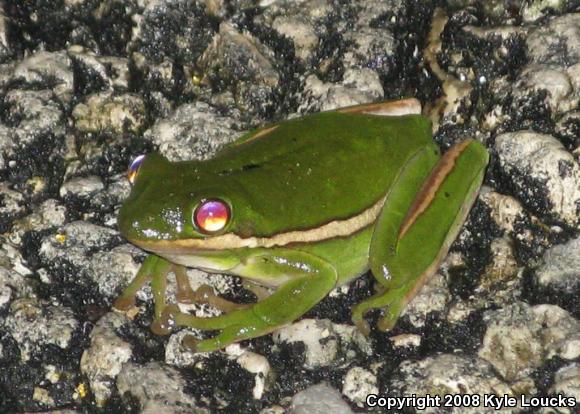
<box><xmin>118</xmin><ymin>152</ymin><xmax>250</xmax><ymax>255</ymax></box>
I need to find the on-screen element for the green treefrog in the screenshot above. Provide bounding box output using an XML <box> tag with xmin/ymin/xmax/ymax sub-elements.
<box><xmin>115</xmin><ymin>98</ymin><xmax>489</xmax><ymax>352</ymax></box>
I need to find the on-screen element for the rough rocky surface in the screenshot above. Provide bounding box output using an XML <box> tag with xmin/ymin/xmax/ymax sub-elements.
<box><xmin>0</xmin><ymin>1</ymin><xmax>578</xmax><ymax>413</ymax></box>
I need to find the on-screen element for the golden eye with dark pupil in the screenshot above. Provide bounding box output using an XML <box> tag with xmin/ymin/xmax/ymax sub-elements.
<box><xmin>127</xmin><ymin>154</ymin><xmax>146</xmax><ymax>185</ymax></box>
<box><xmin>194</xmin><ymin>199</ymin><xmax>230</xmax><ymax>234</ymax></box>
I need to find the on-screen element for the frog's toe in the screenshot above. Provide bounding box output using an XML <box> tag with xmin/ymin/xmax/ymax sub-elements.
<box><xmin>351</xmin><ymin>286</ymin><xmax>407</xmax><ymax>334</ymax></box>
<box><xmin>151</xmin><ymin>304</ymin><xmax>179</xmax><ymax>335</ymax></box>
<box><xmin>182</xmin><ymin>334</ymin><xmax>201</xmax><ymax>351</ymax></box>
<box><xmin>113</xmin><ymin>295</ymin><xmax>136</xmax><ymax>311</ymax></box>
<box><xmin>376</xmin><ymin>303</ymin><xmax>403</xmax><ymax>332</ymax></box>
<box><xmin>351</xmin><ymin>306</ymin><xmax>371</xmax><ymax>336</ymax></box>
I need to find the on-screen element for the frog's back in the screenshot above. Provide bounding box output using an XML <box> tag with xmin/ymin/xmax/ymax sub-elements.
<box><xmin>202</xmin><ymin>111</ymin><xmax>435</xmax><ymax>237</ymax></box>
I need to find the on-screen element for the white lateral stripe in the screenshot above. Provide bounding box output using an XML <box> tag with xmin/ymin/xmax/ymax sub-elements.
<box><xmin>145</xmin><ymin>196</ymin><xmax>386</xmax><ymax>252</ymax></box>
<box><xmin>337</xmin><ymin>98</ymin><xmax>422</xmax><ymax>116</ymax></box>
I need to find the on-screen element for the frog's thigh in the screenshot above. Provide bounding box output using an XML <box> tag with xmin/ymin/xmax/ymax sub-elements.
<box><xmin>356</xmin><ymin>140</ymin><xmax>488</xmax><ymax>332</ymax></box>
<box><xmin>166</xmin><ymin>249</ymin><xmax>337</xmax><ymax>352</ymax></box>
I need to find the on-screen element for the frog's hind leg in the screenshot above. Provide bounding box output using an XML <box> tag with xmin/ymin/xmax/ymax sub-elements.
<box><xmin>155</xmin><ymin>249</ymin><xmax>337</xmax><ymax>352</ymax></box>
<box><xmin>353</xmin><ymin>140</ymin><xmax>488</xmax><ymax>333</ymax></box>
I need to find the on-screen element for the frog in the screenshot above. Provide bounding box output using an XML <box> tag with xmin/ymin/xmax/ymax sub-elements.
<box><xmin>114</xmin><ymin>98</ymin><xmax>489</xmax><ymax>352</ymax></box>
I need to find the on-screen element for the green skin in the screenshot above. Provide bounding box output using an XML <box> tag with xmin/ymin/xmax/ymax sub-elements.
<box><xmin>116</xmin><ymin>100</ymin><xmax>489</xmax><ymax>352</ymax></box>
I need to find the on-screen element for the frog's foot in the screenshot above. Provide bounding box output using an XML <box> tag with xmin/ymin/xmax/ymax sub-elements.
<box><xmin>153</xmin><ymin>252</ymin><xmax>337</xmax><ymax>352</ymax></box>
<box><xmin>351</xmin><ymin>285</ymin><xmax>406</xmax><ymax>336</ymax></box>
<box><xmin>114</xmin><ymin>255</ymin><xmax>169</xmax><ymax>312</ymax></box>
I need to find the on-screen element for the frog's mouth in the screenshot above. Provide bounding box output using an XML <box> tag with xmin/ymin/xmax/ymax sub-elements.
<box><xmin>127</xmin><ymin>194</ymin><xmax>386</xmax><ymax>254</ymax></box>
<box><xmin>126</xmin><ymin>237</ymin><xmax>243</xmax><ymax>273</ymax></box>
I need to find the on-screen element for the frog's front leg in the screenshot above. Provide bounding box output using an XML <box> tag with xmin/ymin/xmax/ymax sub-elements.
<box><xmin>114</xmin><ymin>255</ymin><xmax>172</xmax><ymax>321</ymax></box>
<box><xmin>155</xmin><ymin>249</ymin><xmax>337</xmax><ymax>352</ymax></box>
<box><xmin>353</xmin><ymin>140</ymin><xmax>488</xmax><ymax>333</ymax></box>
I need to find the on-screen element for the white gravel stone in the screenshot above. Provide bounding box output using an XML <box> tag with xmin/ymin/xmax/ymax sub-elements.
<box><xmin>273</xmin><ymin>318</ymin><xmax>371</xmax><ymax>369</ymax></box>
<box><xmin>5</xmin><ymin>89</ymin><xmax>65</xmax><ymax>143</ymax></box>
<box><xmin>73</xmin><ymin>92</ymin><xmax>146</xmax><ymax>134</ymax></box>
<box><xmin>479</xmin><ymin>302</ymin><xmax>580</xmax><ymax>382</ymax></box>
<box><xmin>87</xmin><ymin>244</ymin><xmax>145</xmax><ymax>300</ymax></box>
<box><xmin>0</xmin><ymin>267</ymin><xmax>29</xmax><ymax>310</ymax></box>
<box><xmin>549</xmin><ymin>363</ymin><xmax>580</xmax><ymax>404</ymax></box>
<box><xmin>236</xmin><ymin>350</ymin><xmax>273</xmax><ymax>400</ymax></box>
<box><xmin>116</xmin><ymin>361</ymin><xmax>208</xmax><ymax>414</ymax></box>
<box><xmin>290</xmin><ymin>382</ymin><xmax>353</xmax><ymax>414</ymax></box>
<box><xmin>402</xmin><ymin>270</ymin><xmax>450</xmax><ymax>328</ymax></box>
<box><xmin>197</xmin><ymin>22</ymin><xmax>280</xmax><ymax>115</ymax></box>
<box><xmin>479</xmin><ymin>188</ymin><xmax>528</xmax><ymax>234</ymax></box>
<box><xmin>11</xmin><ymin>51</ymin><xmax>73</xmax><ymax>104</ymax></box>
<box><xmin>274</xmin><ymin>319</ymin><xmax>339</xmax><ymax>369</ymax></box>
<box><xmin>21</xmin><ymin>199</ymin><xmax>66</xmax><ymax>230</ymax></box>
<box><xmin>0</xmin><ymin>89</ymin><xmax>64</xmax><ymax>169</ymax></box>
<box><xmin>391</xmin><ymin>354</ymin><xmax>516</xmax><ymax>414</ymax></box>
<box><xmin>298</xmin><ymin>69</ymin><xmax>384</xmax><ymax>113</ymax></box>
<box><xmin>479</xmin><ymin>303</ymin><xmax>543</xmax><ymax>382</ymax></box>
<box><xmin>532</xmin><ymin>304</ymin><xmax>580</xmax><ymax>360</ymax></box>
<box><xmin>59</xmin><ymin>175</ymin><xmax>105</xmax><ymax>198</ymax></box>
<box><xmin>68</xmin><ymin>45</ymin><xmax>130</xmax><ymax>92</ymax></box>
<box><xmin>164</xmin><ymin>329</ymin><xmax>210</xmax><ymax>368</ymax></box>
<box><xmin>33</xmin><ymin>386</ymin><xmax>55</xmax><ymax>408</ymax></box>
<box><xmin>535</xmin><ymin>235</ymin><xmax>580</xmax><ymax>294</ymax></box>
<box><xmin>389</xmin><ymin>333</ymin><xmax>422</xmax><ymax>349</ymax></box>
<box><xmin>143</xmin><ymin>101</ymin><xmax>240</xmax><ymax>161</ymax></box>
<box><xmin>80</xmin><ymin>312</ymin><xmax>133</xmax><ymax>407</ymax></box>
<box><xmin>515</xmin><ymin>64</ymin><xmax>578</xmax><ymax>114</ymax></box>
<box><xmin>495</xmin><ymin>131</ymin><xmax>580</xmax><ymax>227</ymax></box>
<box><xmin>478</xmin><ymin>237</ymin><xmax>521</xmax><ymax>300</ymax></box>
<box><xmin>0</xmin><ymin>182</ymin><xmax>25</xmax><ymax>219</ymax></box>
<box><xmin>0</xmin><ymin>3</ymin><xmax>10</xmax><ymax>60</ymax></box>
<box><xmin>272</xmin><ymin>16</ymin><xmax>318</xmax><ymax>62</ymax></box>
<box><xmin>522</xmin><ymin>0</ymin><xmax>572</xmax><ymax>22</ymax></box>
<box><xmin>342</xmin><ymin>366</ymin><xmax>378</xmax><ymax>407</ymax></box>
<box><xmin>527</xmin><ymin>13</ymin><xmax>580</xmax><ymax>66</ymax></box>
<box><xmin>3</xmin><ymin>298</ymin><xmax>79</xmax><ymax>362</ymax></box>
<box><xmin>0</xmin><ymin>239</ymin><xmax>32</xmax><ymax>278</ymax></box>
<box><xmin>39</xmin><ymin>221</ymin><xmax>120</xmax><ymax>269</ymax></box>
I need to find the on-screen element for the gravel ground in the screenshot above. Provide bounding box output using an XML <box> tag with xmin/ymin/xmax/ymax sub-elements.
<box><xmin>0</xmin><ymin>1</ymin><xmax>579</xmax><ymax>413</ymax></box>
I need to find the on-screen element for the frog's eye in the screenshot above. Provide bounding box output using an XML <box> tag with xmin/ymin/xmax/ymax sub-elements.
<box><xmin>194</xmin><ymin>199</ymin><xmax>231</xmax><ymax>234</ymax></box>
<box><xmin>127</xmin><ymin>154</ymin><xmax>146</xmax><ymax>185</ymax></box>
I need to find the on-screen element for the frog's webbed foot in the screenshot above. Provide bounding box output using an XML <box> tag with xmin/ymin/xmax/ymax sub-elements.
<box><xmin>155</xmin><ymin>250</ymin><xmax>337</xmax><ymax>352</ymax></box>
<box><xmin>351</xmin><ymin>285</ymin><xmax>407</xmax><ymax>336</ymax></box>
